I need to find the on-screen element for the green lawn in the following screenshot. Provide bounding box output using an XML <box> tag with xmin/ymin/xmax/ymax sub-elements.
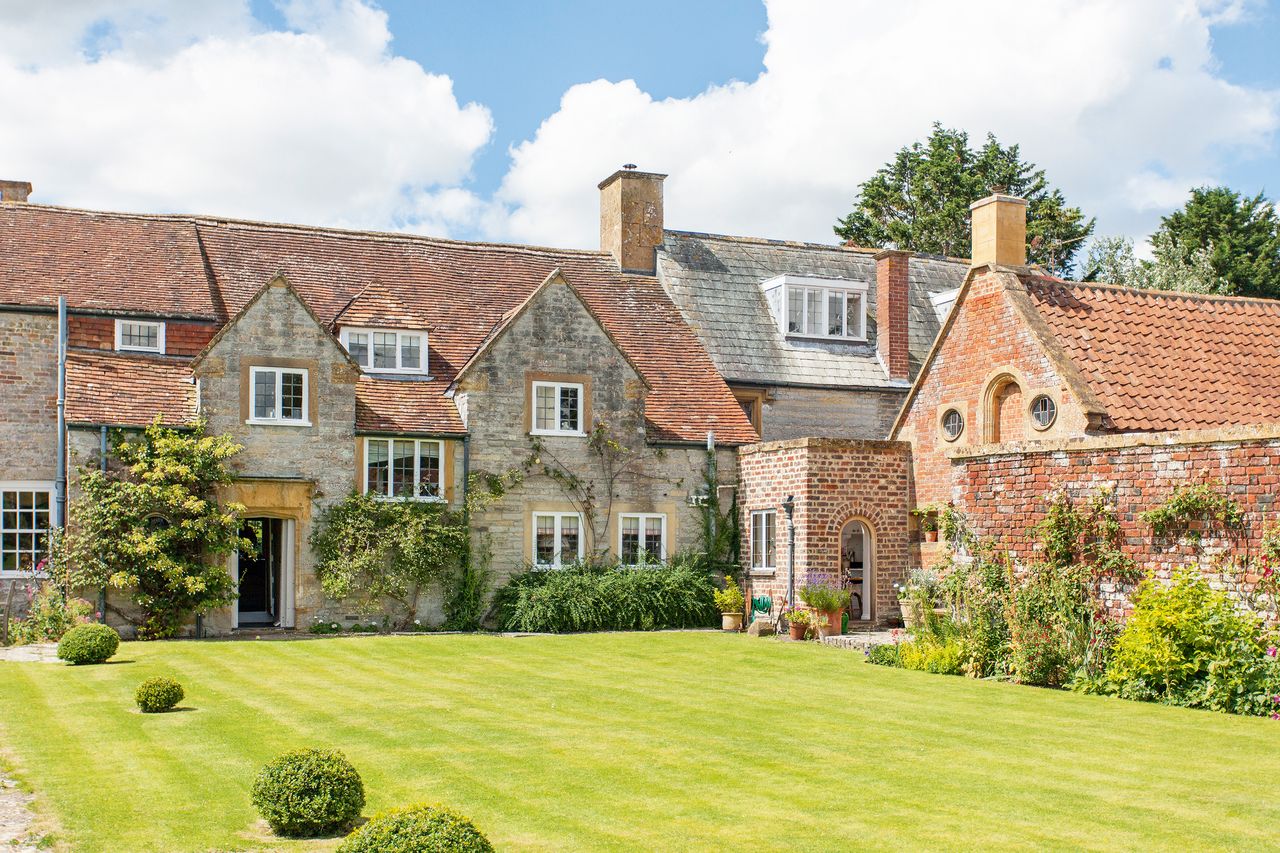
<box><xmin>0</xmin><ymin>633</ymin><xmax>1277</xmax><ymax>852</ymax></box>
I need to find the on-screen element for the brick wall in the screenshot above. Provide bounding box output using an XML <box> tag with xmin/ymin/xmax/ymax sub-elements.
<box><xmin>738</xmin><ymin>437</ymin><xmax>912</xmax><ymax>627</ymax></box>
<box><xmin>949</xmin><ymin>427</ymin><xmax>1280</xmax><ymax>620</ymax></box>
<box><xmin>68</xmin><ymin>315</ymin><xmax>216</xmax><ymax>356</ymax></box>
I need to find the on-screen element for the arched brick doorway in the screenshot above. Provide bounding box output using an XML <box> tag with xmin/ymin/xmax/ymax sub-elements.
<box><xmin>840</xmin><ymin>518</ymin><xmax>873</xmax><ymax>622</ymax></box>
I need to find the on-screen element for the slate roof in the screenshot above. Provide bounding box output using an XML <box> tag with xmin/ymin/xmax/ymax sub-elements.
<box><xmin>1</xmin><ymin>202</ymin><xmax>755</xmax><ymax>444</ymax></box>
<box><xmin>1024</xmin><ymin>277</ymin><xmax>1280</xmax><ymax>432</ymax></box>
<box><xmin>656</xmin><ymin>230</ymin><xmax>968</xmax><ymax>389</ymax></box>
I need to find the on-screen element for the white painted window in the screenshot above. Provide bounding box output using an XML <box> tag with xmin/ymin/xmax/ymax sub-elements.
<box><xmin>765</xmin><ymin>275</ymin><xmax>868</xmax><ymax>342</ymax></box>
<box><xmin>248</xmin><ymin>367</ymin><xmax>309</xmax><ymax>425</ymax></box>
<box><xmin>750</xmin><ymin>509</ymin><xmax>777</xmax><ymax>572</ymax></box>
<box><xmin>364</xmin><ymin>438</ymin><xmax>444</xmax><ymax>500</ymax></box>
<box><xmin>532</xmin><ymin>512</ymin><xmax>583</xmax><ymax>568</ymax></box>
<box><xmin>0</xmin><ymin>483</ymin><xmax>53</xmax><ymax>576</ymax></box>
<box><xmin>114</xmin><ymin>319</ymin><xmax>165</xmax><ymax>353</ymax></box>
<box><xmin>619</xmin><ymin>513</ymin><xmax>666</xmax><ymax>565</ymax></box>
<box><xmin>339</xmin><ymin>327</ymin><xmax>427</xmax><ymax>374</ymax></box>
<box><xmin>531</xmin><ymin>381</ymin><xmax>584</xmax><ymax>435</ymax></box>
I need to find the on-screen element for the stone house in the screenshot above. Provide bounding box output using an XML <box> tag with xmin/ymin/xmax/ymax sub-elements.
<box><xmin>600</xmin><ymin>170</ymin><xmax>969</xmax><ymax>441</ymax></box>
<box><xmin>0</xmin><ymin>177</ymin><xmax>755</xmax><ymax>635</ymax></box>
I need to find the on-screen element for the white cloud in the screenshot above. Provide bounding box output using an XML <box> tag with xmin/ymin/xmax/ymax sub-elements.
<box><xmin>0</xmin><ymin>0</ymin><xmax>492</xmax><ymax>231</ymax></box>
<box><xmin>490</xmin><ymin>0</ymin><xmax>1279</xmax><ymax>251</ymax></box>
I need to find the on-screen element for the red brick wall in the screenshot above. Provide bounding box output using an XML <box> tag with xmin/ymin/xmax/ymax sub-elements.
<box><xmin>951</xmin><ymin>431</ymin><xmax>1280</xmax><ymax>620</ymax></box>
<box><xmin>68</xmin><ymin>315</ymin><xmax>216</xmax><ymax>356</ymax></box>
<box><xmin>738</xmin><ymin>437</ymin><xmax>912</xmax><ymax>627</ymax></box>
<box><xmin>875</xmin><ymin>250</ymin><xmax>910</xmax><ymax>382</ymax></box>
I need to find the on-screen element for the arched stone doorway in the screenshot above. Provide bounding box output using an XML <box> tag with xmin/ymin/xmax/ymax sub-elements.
<box><xmin>985</xmin><ymin>374</ymin><xmax>1024</xmax><ymax>443</ymax></box>
<box><xmin>840</xmin><ymin>519</ymin><xmax>873</xmax><ymax>622</ymax></box>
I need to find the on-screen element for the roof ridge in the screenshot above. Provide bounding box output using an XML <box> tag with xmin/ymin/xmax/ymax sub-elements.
<box><xmin>662</xmin><ymin>228</ymin><xmax>970</xmax><ymax>265</ymax></box>
<box><xmin>1028</xmin><ymin>275</ymin><xmax>1280</xmax><ymax>308</ymax></box>
<box><xmin>5</xmin><ymin>201</ymin><xmax>616</xmax><ymax>261</ymax></box>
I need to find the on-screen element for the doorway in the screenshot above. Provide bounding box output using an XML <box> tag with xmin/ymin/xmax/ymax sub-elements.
<box><xmin>234</xmin><ymin>518</ymin><xmax>295</xmax><ymax>628</ymax></box>
<box><xmin>840</xmin><ymin>520</ymin><xmax>873</xmax><ymax>622</ymax></box>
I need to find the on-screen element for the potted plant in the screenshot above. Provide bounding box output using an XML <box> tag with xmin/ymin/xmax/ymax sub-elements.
<box><xmin>895</xmin><ymin>568</ymin><xmax>941</xmax><ymax>630</ymax></box>
<box><xmin>713</xmin><ymin>576</ymin><xmax>746</xmax><ymax>632</ymax></box>
<box><xmin>912</xmin><ymin>504</ymin><xmax>943</xmax><ymax>542</ymax></box>
<box><xmin>784</xmin><ymin>608</ymin><xmax>825</xmax><ymax>641</ymax></box>
<box><xmin>799</xmin><ymin>582</ymin><xmax>849</xmax><ymax>638</ymax></box>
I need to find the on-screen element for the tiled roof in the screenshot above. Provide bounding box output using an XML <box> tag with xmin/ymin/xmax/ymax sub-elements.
<box><xmin>2</xmin><ymin>203</ymin><xmax>755</xmax><ymax>444</ymax></box>
<box><xmin>356</xmin><ymin>376</ymin><xmax>466</xmax><ymax>436</ymax></box>
<box><xmin>1024</xmin><ymin>277</ymin><xmax>1280</xmax><ymax>431</ymax></box>
<box><xmin>656</xmin><ymin>230</ymin><xmax>968</xmax><ymax>388</ymax></box>
<box><xmin>65</xmin><ymin>350</ymin><xmax>196</xmax><ymax>427</ymax></box>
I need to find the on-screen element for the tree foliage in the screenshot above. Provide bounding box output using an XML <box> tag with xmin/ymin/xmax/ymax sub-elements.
<box><xmin>834</xmin><ymin>123</ymin><xmax>1094</xmax><ymax>275</ymax></box>
<box><xmin>57</xmin><ymin>418</ymin><xmax>247</xmax><ymax>639</ymax></box>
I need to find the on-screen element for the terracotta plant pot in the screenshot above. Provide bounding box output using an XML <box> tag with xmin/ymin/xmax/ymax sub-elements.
<box><xmin>721</xmin><ymin>612</ymin><xmax>744</xmax><ymax>632</ymax></box>
<box><xmin>818</xmin><ymin>608</ymin><xmax>843</xmax><ymax>638</ymax></box>
<box><xmin>788</xmin><ymin>621</ymin><xmax>808</xmax><ymax>641</ymax></box>
<box><xmin>925</xmin><ymin>529</ymin><xmax>939</xmax><ymax>542</ymax></box>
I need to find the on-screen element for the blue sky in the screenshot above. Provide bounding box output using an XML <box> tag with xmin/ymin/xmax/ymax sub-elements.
<box><xmin>2</xmin><ymin>1</ymin><xmax>1278</xmax><ymax>260</ymax></box>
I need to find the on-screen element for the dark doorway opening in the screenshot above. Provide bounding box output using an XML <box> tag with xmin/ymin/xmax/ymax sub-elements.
<box><xmin>238</xmin><ymin>518</ymin><xmax>283</xmax><ymax>627</ymax></box>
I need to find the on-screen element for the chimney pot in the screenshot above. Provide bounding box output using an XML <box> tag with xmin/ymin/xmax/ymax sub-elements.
<box><xmin>969</xmin><ymin>193</ymin><xmax>1028</xmax><ymax>267</ymax></box>
<box><xmin>598</xmin><ymin>168</ymin><xmax>666</xmax><ymax>275</ymax></box>
<box><xmin>0</xmin><ymin>180</ymin><xmax>32</xmax><ymax>203</ymax></box>
<box><xmin>874</xmin><ymin>249</ymin><xmax>911</xmax><ymax>383</ymax></box>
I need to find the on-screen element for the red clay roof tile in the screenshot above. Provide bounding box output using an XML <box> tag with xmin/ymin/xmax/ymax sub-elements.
<box><xmin>65</xmin><ymin>350</ymin><xmax>195</xmax><ymax>427</ymax></box>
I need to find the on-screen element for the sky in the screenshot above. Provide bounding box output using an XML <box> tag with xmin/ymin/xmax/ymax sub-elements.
<box><xmin>1</xmin><ymin>0</ymin><xmax>1278</xmax><ymax>268</ymax></box>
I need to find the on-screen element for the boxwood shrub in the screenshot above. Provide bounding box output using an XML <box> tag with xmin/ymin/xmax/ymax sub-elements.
<box><xmin>494</xmin><ymin>562</ymin><xmax>718</xmax><ymax>633</ymax></box>
<box><xmin>251</xmin><ymin>748</ymin><xmax>365</xmax><ymax>838</ymax></box>
<box><xmin>337</xmin><ymin>803</ymin><xmax>494</xmax><ymax>853</ymax></box>
<box><xmin>56</xmin><ymin>623</ymin><xmax>120</xmax><ymax>665</ymax></box>
<box><xmin>135</xmin><ymin>677</ymin><xmax>184</xmax><ymax>713</ymax></box>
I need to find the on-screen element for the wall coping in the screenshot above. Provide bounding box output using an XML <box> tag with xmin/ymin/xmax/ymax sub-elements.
<box><xmin>948</xmin><ymin>422</ymin><xmax>1280</xmax><ymax>461</ymax></box>
<box><xmin>738</xmin><ymin>436</ymin><xmax>913</xmax><ymax>456</ymax></box>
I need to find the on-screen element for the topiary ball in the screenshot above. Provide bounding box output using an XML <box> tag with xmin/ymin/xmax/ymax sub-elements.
<box><xmin>134</xmin><ymin>677</ymin><xmax>184</xmax><ymax>713</ymax></box>
<box><xmin>251</xmin><ymin>748</ymin><xmax>365</xmax><ymax>838</ymax></box>
<box><xmin>337</xmin><ymin>803</ymin><xmax>494</xmax><ymax>853</ymax></box>
<box><xmin>56</xmin><ymin>623</ymin><xmax>120</xmax><ymax>665</ymax></box>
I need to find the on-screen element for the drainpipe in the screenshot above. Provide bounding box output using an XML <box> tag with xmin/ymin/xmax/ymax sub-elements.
<box><xmin>460</xmin><ymin>434</ymin><xmax>471</xmax><ymax>516</ymax></box>
<box><xmin>54</xmin><ymin>296</ymin><xmax>67</xmax><ymax>528</ymax></box>
<box><xmin>98</xmin><ymin>426</ymin><xmax>108</xmax><ymax>624</ymax></box>
<box><xmin>782</xmin><ymin>495</ymin><xmax>796</xmax><ymax>611</ymax></box>
<box><xmin>705</xmin><ymin>431</ymin><xmax>716</xmax><ymax>552</ymax></box>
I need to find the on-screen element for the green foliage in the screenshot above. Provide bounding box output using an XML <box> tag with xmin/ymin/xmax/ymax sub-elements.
<box><xmin>1034</xmin><ymin>488</ymin><xmax>1140</xmax><ymax>581</ymax></box>
<box><xmin>939</xmin><ymin>546</ymin><xmax>1011</xmax><ymax>678</ymax></box>
<box><xmin>865</xmin><ymin>643</ymin><xmax>901</xmax><ymax>667</ymax></box>
<box><xmin>9</xmin><ymin>582</ymin><xmax>94</xmax><ymax>645</ymax></box>
<box><xmin>308</xmin><ymin>619</ymin><xmax>344</xmax><ymax>635</ymax></box>
<box><xmin>311</xmin><ymin>491</ymin><xmax>467</xmax><ymax>628</ymax></box>
<box><xmin>1150</xmin><ymin>186</ymin><xmax>1280</xmax><ymax>298</ymax></box>
<box><xmin>1104</xmin><ymin>571</ymin><xmax>1280</xmax><ymax>714</ymax></box>
<box><xmin>834</xmin><ymin>123</ymin><xmax>1094</xmax><ymax>275</ymax></box>
<box><xmin>798</xmin><ymin>582</ymin><xmax>848</xmax><ymax>613</ymax></box>
<box><xmin>1138</xmin><ymin>483</ymin><xmax>1244</xmax><ymax>542</ymax></box>
<box><xmin>442</xmin><ymin>532</ymin><xmax>492</xmax><ymax>631</ymax></box>
<box><xmin>696</xmin><ymin>449</ymin><xmax>740</xmax><ymax>578</ymax></box>
<box><xmin>56</xmin><ymin>419</ymin><xmax>246</xmax><ymax>639</ymax></box>
<box><xmin>898</xmin><ymin>636</ymin><xmax>964</xmax><ymax>675</ymax></box>
<box><xmin>134</xmin><ymin>677</ymin><xmax>184</xmax><ymax>713</ymax></box>
<box><xmin>495</xmin><ymin>563</ymin><xmax>719</xmax><ymax>633</ymax></box>
<box><xmin>56</xmin><ymin>623</ymin><xmax>119</xmax><ymax>665</ymax></box>
<box><xmin>337</xmin><ymin>803</ymin><xmax>494</xmax><ymax>853</ymax></box>
<box><xmin>712</xmin><ymin>575</ymin><xmax>745</xmax><ymax>614</ymax></box>
<box><xmin>251</xmin><ymin>748</ymin><xmax>365</xmax><ymax>838</ymax></box>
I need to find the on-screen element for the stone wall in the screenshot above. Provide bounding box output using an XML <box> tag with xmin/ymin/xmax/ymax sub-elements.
<box><xmin>457</xmin><ymin>275</ymin><xmax>735</xmax><ymax>586</ymax></box>
<box><xmin>752</xmin><ymin>383</ymin><xmax>904</xmax><ymax>443</ymax></box>
<box><xmin>947</xmin><ymin>426</ymin><xmax>1280</xmax><ymax>620</ymax></box>
<box><xmin>738</xmin><ymin>437</ymin><xmax>912</xmax><ymax>627</ymax></box>
<box><xmin>0</xmin><ymin>311</ymin><xmax>58</xmax><ymax>481</ymax></box>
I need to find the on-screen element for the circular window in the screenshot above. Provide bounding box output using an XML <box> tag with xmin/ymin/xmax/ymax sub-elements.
<box><xmin>941</xmin><ymin>408</ymin><xmax>964</xmax><ymax>441</ymax></box>
<box><xmin>1030</xmin><ymin>394</ymin><xmax>1057</xmax><ymax>430</ymax></box>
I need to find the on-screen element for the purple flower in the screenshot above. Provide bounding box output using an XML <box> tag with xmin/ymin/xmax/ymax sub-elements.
<box><xmin>1269</xmin><ymin>646</ymin><xmax>1278</xmax><ymax>658</ymax></box>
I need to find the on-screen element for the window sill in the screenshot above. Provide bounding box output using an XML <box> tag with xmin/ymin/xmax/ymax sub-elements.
<box><xmin>116</xmin><ymin>346</ymin><xmax>165</xmax><ymax>355</ymax></box>
<box><xmin>361</xmin><ymin>369</ymin><xmax>432</xmax><ymax>378</ymax></box>
<box><xmin>0</xmin><ymin>572</ymin><xmax>47</xmax><ymax>580</ymax></box>
<box><xmin>529</xmin><ymin>429</ymin><xmax>587</xmax><ymax>438</ymax></box>
<box><xmin>370</xmin><ymin>494</ymin><xmax>446</xmax><ymax>504</ymax></box>
<box><xmin>784</xmin><ymin>333</ymin><xmax>868</xmax><ymax>344</ymax></box>
<box><xmin>749</xmin><ymin>568</ymin><xmax>778</xmax><ymax>577</ymax></box>
<box><xmin>245</xmin><ymin>419</ymin><xmax>312</xmax><ymax>427</ymax></box>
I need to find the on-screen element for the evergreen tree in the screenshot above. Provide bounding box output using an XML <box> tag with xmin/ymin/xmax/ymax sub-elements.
<box><xmin>1147</xmin><ymin>186</ymin><xmax>1280</xmax><ymax>298</ymax></box>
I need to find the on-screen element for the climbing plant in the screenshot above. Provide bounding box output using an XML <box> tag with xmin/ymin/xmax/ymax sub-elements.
<box><xmin>1138</xmin><ymin>482</ymin><xmax>1245</xmax><ymax>542</ymax></box>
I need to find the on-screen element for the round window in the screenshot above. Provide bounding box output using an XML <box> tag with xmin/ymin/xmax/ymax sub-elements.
<box><xmin>1030</xmin><ymin>394</ymin><xmax>1057</xmax><ymax>429</ymax></box>
<box><xmin>941</xmin><ymin>408</ymin><xmax>964</xmax><ymax>441</ymax></box>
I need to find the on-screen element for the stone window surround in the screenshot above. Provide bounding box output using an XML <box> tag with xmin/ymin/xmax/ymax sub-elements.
<box><xmin>114</xmin><ymin>318</ymin><xmax>165</xmax><ymax>354</ymax></box>
<box><xmin>0</xmin><ymin>481</ymin><xmax>53</xmax><ymax>578</ymax></box>
<box><xmin>937</xmin><ymin>403</ymin><xmax>966</xmax><ymax>443</ymax></box>
<box><xmin>617</xmin><ymin>512</ymin><xmax>667</xmax><ymax>565</ymax></box>
<box><xmin>240</xmin><ymin>357</ymin><xmax>317</xmax><ymax>427</ymax></box>
<box><xmin>361</xmin><ymin>436</ymin><xmax>445</xmax><ymax>501</ymax></box>
<box><xmin>749</xmin><ymin>508</ymin><xmax>777</xmax><ymax>575</ymax></box>
<box><xmin>1029</xmin><ymin>393</ymin><xmax>1058</xmax><ymax>430</ymax></box>
<box><xmin>338</xmin><ymin>326</ymin><xmax>429</xmax><ymax>375</ymax></box>
<box><xmin>731</xmin><ymin>387</ymin><xmax>766</xmax><ymax>436</ymax></box>
<box><xmin>531</xmin><ymin>510</ymin><xmax>585</xmax><ymax>568</ymax></box>
<box><xmin>526</xmin><ymin>371</ymin><xmax>592</xmax><ymax>437</ymax></box>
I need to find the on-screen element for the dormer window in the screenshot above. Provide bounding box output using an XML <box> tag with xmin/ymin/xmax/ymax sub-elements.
<box><xmin>762</xmin><ymin>275</ymin><xmax>868</xmax><ymax>342</ymax></box>
<box><xmin>339</xmin><ymin>328</ymin><xmax>427</xmax><ymax>374</ymax></box>
<box><xmin>115</xmin><ymin>319</ymin><xmax>165</xmax><ymax>354</ymax></box>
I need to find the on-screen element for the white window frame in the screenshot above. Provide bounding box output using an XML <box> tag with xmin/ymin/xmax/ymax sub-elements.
<box><xmin>0</xmin><ymin>481</ymin><xmax>54</xmax><ymax>578</ymax></box>
<box><xmin>362</xmin><ymin>437</ymin><xmax>445</xmax><ymax>501</ymax></box>
<box><xmin>339</xmin><ymin>327</ymin><xmax>428</xmax><ymax>374</ymax></box>
<box><xmin>763</xmin><ymin>275</ymin><xmax>868</xmax><ymax>342</ymax></box>
<box><xmin>750</xmin><ymin>509</ymin><xmax>777</xmax><ymax>574</ymax></box>
<box><xmin>247</xmin><ymin>366</ymin><xmax>310</xmax><ymax>426</ymax></box>
<box><xmin>114</xmin><ymin>318</ymin><xmax>166</xmax><ymax>354</ymax></box>
<box><xmin>531</xmin><ymin>512</ymin><xmax>584</xmax><ymax>569</ymax></box>
<box><xmin>530</xmin><ymin>381</ymin><xmax>586</xmax><ymax>437</ymax></box>
<box><xmin>617</xmin><ymin>513</ymin><xmax>667</xmax><ymax>565</ymax></box>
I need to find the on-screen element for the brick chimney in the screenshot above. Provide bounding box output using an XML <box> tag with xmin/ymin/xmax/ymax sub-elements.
<box><xmin>969</xmin><ymin>193</ymin><xmax>1028</xmax><ymax>267</ymax></box>
<box><xmin>599</xmin><ymin>166</ymin><xmax>666</xmax><ymax>275</ymax></box>
<box><xmin>0</xmin><ymin>180</ymin><xmax>32</xmax><ymax>203</ymax></box>
<box><xmin>875</xmin><ymin>249</ymin><xmax>911</xmax><ymax>383</ymax></box>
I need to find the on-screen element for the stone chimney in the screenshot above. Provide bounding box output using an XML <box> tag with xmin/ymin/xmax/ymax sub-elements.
<box><xmin>599</xmin><ymin>166</ymin><xmax>666</xmax><ymax>275</ymax></box>
<box><xmin>969</xmin><ymin>193</ymin><xmax>1027</xmax><ymax>267</ymax></box>
<box><xmin>875</xmin><ymin>249</ymin><xmax>911</xmax><ymax>382</ymax></box>
<box><xmin>0</xmin><ymin>180</ymin><xmax>32</xmax><ymax>203</ymax></box>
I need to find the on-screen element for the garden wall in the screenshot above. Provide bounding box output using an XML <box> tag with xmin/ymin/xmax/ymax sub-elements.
<box><xmin>947</xmin><ymin>425</ymin><xmax>1280</xmax><ymax>620</ymax></box>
